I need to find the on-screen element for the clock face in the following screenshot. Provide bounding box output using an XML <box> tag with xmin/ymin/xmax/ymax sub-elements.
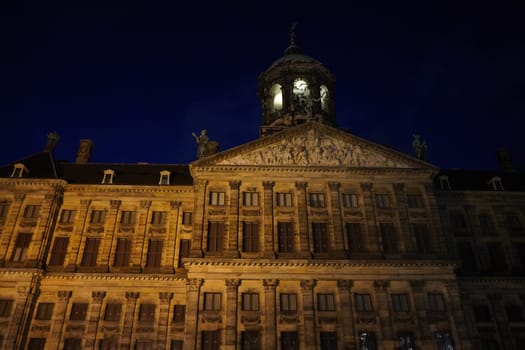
<box><xmin>293</xmin><ymin>79</ymin><xmax>309</xmax><ymax>97</ymax></box>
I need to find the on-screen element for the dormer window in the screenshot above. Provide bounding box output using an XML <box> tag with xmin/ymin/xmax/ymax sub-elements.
<box><xmin>11</xmin><ymin>163</ymin><xmax>28</xmax><ymax>178</ymax></box>
<box><xmin>159</xmin><ymin>170</ymin><xmax>170</xmax><ymax>185</ymax></box>
<box><xmin>102</xmin><ymin>169</ymin><xmax>115</xmax><ymax>184</ymax></box>
<box><xmin>488</xmin><ymin>176</ymin><xmax>504</xmax><ymax>191</ymax></box>
<box><xmin>439</xmin><ymin>175</ymin><xmax>451</xmax><ymax>190</ymax></box>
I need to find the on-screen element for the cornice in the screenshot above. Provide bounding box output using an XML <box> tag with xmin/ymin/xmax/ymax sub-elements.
<box><xmin>65</xmin><ymin>184</ymin><xmax>193</xmax><ymax>194</ymax></box>
<box><xmin>457</xmin><ymin>277</ymin><xmax>525</xmax><ymax>288</ymax></box>
<box><xmin>44</xmin><ymin>272</ymin><xmax>187</xmax><ymax>282</ymax></box>
<box><xmin>0</xmin><ymin>179</ymin><xmax>67</xmax><ymax>188</ymax></box>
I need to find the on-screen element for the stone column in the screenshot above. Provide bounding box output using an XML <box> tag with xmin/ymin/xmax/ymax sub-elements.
<box><xmin>184</xmin><ymin>279</ymin><xmax>203</xmax><ymax>350</ymax></box>
<box><xmin>0</xmin><ymin>194</ymin><xmax>24</xmax><ymax>265</ymax></box>
<box><xmin>337</xmin><ymin>280</ymin><xmax>355</xmax><ymax>350</ymax></box>
<box><xmin>328</xmin><ymin>182</ymin><xmax>345</xmax><ymax>257</ymax></box>
<box><xmin>121</xmin><ymin>292</ymin><xmax>139</xmax><ymax>349</ymax></box>
<box><xmin>393</xmin><ymin>183</ymin><xmax>410</xmax><ymax>253</ymax></box>
<box><xmin>262</xmin><ymin>181</ymin><xmax>275</xmax><ymax>258</ymax></box>
<box><xmin>263</xmin><ymin>279</ymin><xmax>279</xmax><ymax>350</ymax></box>
<box><xmin>446</xmin><ymin>282</ymin><xmax>472</xmax><ymax>350</ymax></box>
<box><xmin>157</xmin><ymin>292</ymin><xmax>174</xmax><ymax>350</ymax></box>
<box><xmin>46</xmin><ymin>290</ymin><xmax>72</xmax><ymax>349</ymax></box>
<box><xmin>360</xmin><ymin>183</ymin><xmax>379</xmax><ymax>255</ymax></box>
<box><xmin>295</xmin><ymin>182</ymin><xmax>310</xmax><ymax>258</ymax></box>
<box><xmin>300</xmin><ymin>280</ymin><xmax>317</xmax><ymax>350</ymax></box>
<box><xmin>227</xmin><ymin>181</ymin><xmax>241</xmax><ymax>257</ymax></box>
<box><xmin>409</xmin><ymin>280</ymin><xmax>432</xmax><ymax>349</ymax></box>
<box><xmin>85</xmin><ymin>291</ymin><xmax>106</xmax><ymax>350</ymax></box>
<box><xmin>374</xmin><ymin>280</ymin><xmax>393</xmax><ymax>349</ymax></box>
<box><xmin>224</xmin><ymin>279</ymin><xmax>241</xmax><ymax>350</ymax></box>
<box><xmin>9</xmin><ymin>284</ymin><xmax>37</xmax><ymax>350</ymax></box>
<box><xmin>191</xmin><ymin>180</ymin><xmax>208</xmax><ymax>257</ymax></box>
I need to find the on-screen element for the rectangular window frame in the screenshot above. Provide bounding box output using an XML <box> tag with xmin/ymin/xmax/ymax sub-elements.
<box><xmin>209</xmin><ymin>192</ymin><xmax>225</xmax><ymax>206</ymax></box>
<box><xmin>243</xmin><ymin>192</ymin><xmax>259</xmax><ymax>207</ymax></box>
<box><xmin>204</xmin><ymin>292</ymin><xmax>222</xmax><ymax>311</ymax></box>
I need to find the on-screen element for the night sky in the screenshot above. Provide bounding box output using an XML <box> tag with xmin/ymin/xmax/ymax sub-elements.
<box><xmin>1</xmin><ymin>1</ymin><xmax>524</xmax><ymax>170</ymax></box>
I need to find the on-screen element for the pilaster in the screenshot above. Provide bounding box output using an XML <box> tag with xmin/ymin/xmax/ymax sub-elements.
<box><xmin>328</xmin><ymin>182</ymin><xmax>345</xmax><ymax>255</ymax></box>
<box><xmin>295</xmin><ymin>182</ymin><xmax>310</xmax><ymax>258</ymax></box>
<box><xmin>227</xmin><ymin>181</ymin><xmax>241</xmax><ymax>257</ymax></box>
<box><xmin>224</xmin><ymin>279</ymin><xmax>241</xmax><ymax>350</ymax></box>
<box><xmin>46</xmin><ymin>290</ymin><xmax>72</xmax><ymax>349</ymax></box>
<box><xmin>300</xmin><ymin>279</ymin><xmax>317</xmax><ymax>350</ymax></box>
<box><xmin>360</xmin><ymin>182</ymin><xmax>379</xmax><ymax>254</ymax></box>
<box><xmin>191</xmin><ymin>180</ymin><xmax>208</xmax><ymax>257</ymax></box>
<box><xmin>184</xmin><ymin>279</ymin><xmax>203</xmax><ymax>350</ymax></box>
<box><xmin>85</xmin><ymin>291</ymin><xmax>106</xmax><ymax>350</ymax></box>
<box><xmin>263</xmin><ymin>181</ymin><xmax>276</xmax><ymax>258</ymax></box>
<box><xmin>263</xmin><ymin>279</ymin><xmax>279</xmax><ymax>350</ymax></box>
<box><xmin>157</xmin><ymin>292</ymin><xmax>174</xmax><ymax>350</ymax></box>
<box><xmin>121</xmin><ymin>291</ymin><xmax>139</xmax><ymax>349</ymax></box>
<box><xmin>374</xmin><ymin>280</ymin><xmax>393</xmax><ymax>348</ymax></box>
<box><xmin>337</xmin><ymin>280</ymin><xmax>355</xmax><ymax>350</ymax></box>
<box><xmin>0</xmin><ymin>194</ymin><xmax>24</xmax><ymax>265</ymax></box>
<box><xmin>393</xmin><ymin>183</ymin><xmax>410</xmax><ymax>253</ymax></box>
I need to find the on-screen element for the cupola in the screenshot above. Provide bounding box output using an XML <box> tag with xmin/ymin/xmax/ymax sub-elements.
<box><xmin>258</xmin><ymin>23</ymin><xmax>336</xmax><ymax>137</ymax></box>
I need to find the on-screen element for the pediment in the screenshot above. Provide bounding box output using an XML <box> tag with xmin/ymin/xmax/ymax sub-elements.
<box><xmin>193</xmin><ymin>122</ymin><xmax>433</xmax><ymax>170</ymax></box>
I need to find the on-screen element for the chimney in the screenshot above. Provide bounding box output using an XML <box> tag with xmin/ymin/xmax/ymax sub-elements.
<box><xmin>496</xmin><ymin>148</ymin><xmax>514</xmax><ymax>171</ymax></box>
<box><xmin>76</xmin><ymin>139</ymin><xmax>94</xmax><ymax>163</ymax></box>
<box><xmin>44</xmin><ymin>131</ymin><xmax>60</xmax><ymax>152</ymax></box>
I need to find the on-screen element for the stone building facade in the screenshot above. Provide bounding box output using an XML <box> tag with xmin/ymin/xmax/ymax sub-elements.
<box><xmin>0</xmin><ymin>32</ymin><xmax>523</xmax><ymax>350</ymax></box>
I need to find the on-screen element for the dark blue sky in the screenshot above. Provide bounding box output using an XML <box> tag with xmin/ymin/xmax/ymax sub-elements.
<box><xmin>1</xmin><ymin>1</ymin><xmax>524</xmax><ymax>170</ymax></box>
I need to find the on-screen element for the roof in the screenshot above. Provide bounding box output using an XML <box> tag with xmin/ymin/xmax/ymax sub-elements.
<box><xmin>0</xmin><ymin>151</ymin><xmax>58</xmax><ymax>179</ymax></box>
<box><xmin>435</xmin><ymin>169</ymin><xmax>525</xmax><ymax>192</ymax></box>
<box><xmin>59</xmin><ymin>163</ymin><xmax>193</xmax><ymax>186</ymax></box>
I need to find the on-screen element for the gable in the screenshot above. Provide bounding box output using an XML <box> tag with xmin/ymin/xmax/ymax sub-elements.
<box><xmin>198</xmin><ymin>122</ymin><xmax>429</xmax><ymax>170</ymax></box>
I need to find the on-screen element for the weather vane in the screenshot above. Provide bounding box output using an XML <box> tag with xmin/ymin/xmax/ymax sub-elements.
<box><xmin>289</xmin><ymin>21</ymin><xmax>298</xmax><ymax>46</ymax></box>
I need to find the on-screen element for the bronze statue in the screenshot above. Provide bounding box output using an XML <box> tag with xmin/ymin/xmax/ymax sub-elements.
<box><xmin>192</xmin><ymin>129</ymin><xmax>209</xmax><ymax>158</ymax></box>
<box><xmin>412</xmin><ymin>134</ymin><xmax>427</xmax><ymax>160</ymax></box>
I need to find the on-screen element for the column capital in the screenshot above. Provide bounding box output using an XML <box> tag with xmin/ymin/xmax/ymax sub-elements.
<box><xmin>186</xmin><ymin>278</ymin><xmax>204</xmax><ymax>292</ymax></box>
<box><xmin>80</xmin><ymin>199</ymin><xmax>91</xmax><ymax>209</ymax></box>
<box><xmin>170</xmin><ymin>201</ymin><xmax>182</xmax><ymax>209</ymax></box>
<box><xmin>14</xmin><ymin>193</ymin><xmax>25</xmax><ymax>202</ymax></box>
<box><xmin>360</xmin><ymin>182</ymin><xmax>373</xmax><ymax>192</ymax></box>
<box><xmin>58</xmin><ymin>290</ymin><xmax>72</xmax><ymax>301</ymax></box>
<box><xmin>328</xmin><ymin>182</ymin><xmax>341</xmax><ymax>191</ymax></box>
<box><xmin>409</xmin><ymin>280</ymin><xmax>426</xmax><ymax>292</ymax></box>
<box><xmin>159</xmin><ymin>292</ymin><xmax>174</xmax><ymax>303</ymax></box>
<box><xmin>337</xmin><ymin>280</ymin><xmax>353</xmax><ymax>291</ymax></box>
<box><xmin>393</xmin><ymin>182</ymin><xmax>405</xmax><ymax>192</ymax></box>
<box><xmin>263</xmin><ymin>181</ymin><xmax>275</xmax><ymax>190</ymax></box>
<box><xmin>374</xmin><ymin>280</ymin><xmax>390</xmax><ymax>292</ymax></box>
<box><xmin>300</xmin><ymin>279</ymin><xmax>316</xmax><ymax>291</ymax></box>
<box><xmin>263</xmin><ymin>279</ymin><xmax>279</xmax><ymax>290</ymax></box>
<box><xmin>140</xmin><ymin>200</ymin><xmax>152</xmax><ymax>209</ymax></box>
<box><xmin>125</xmin><ymin>291</ymin><xmax>140</xmax><ymax>300</ymax></box>
<box><xmin>229</xmin><ymin>180</ymin><xmax>241</xmax><ymax>190</ymax></box>
<box><xmin>44</xmin><ymin>193</ymin><xmax>55</xmax><ymax>202</ymax></box>
<box><xmin>195</xmin><ymin>179</ymin><xmax>208</xmax><ymax>188</ymax></box>
<box><xmin>91</xmin><ymin>291</ymin><xmax>106</xmax><ymax>303</ymax></box>
<box><xmin>110</xmin><ymin>200</ymin><xmax>121</xmax><ymax>209</ymax></box>
<box><xmin>225</xmin><ymin>279</ymin><xmax>241</xmax><ymax>291</ymax></box>
<box><xmin>295</xmin><ymin>181</ymin><xmax>307</xmax><ymax>191</ymax></box>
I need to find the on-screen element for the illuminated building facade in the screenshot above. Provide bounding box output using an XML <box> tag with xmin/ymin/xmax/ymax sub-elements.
<box><xmin>0</xmin><ymin>31</ymin><xmax>524</xmax><ymax>350</ymax></box>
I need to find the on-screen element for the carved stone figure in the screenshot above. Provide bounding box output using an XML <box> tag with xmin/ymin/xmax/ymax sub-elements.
<box><xmin>192</xmin><ymin>129</ymin><xmax>209</xmax><ymax>158</ymax></box>
<box><xmin>412</xmin><ymin>134</ymin><xmax>427</xmax><ymax>160</ymax></box>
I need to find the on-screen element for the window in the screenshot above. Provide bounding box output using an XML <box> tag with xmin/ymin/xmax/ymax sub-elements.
<box><xmin>427</xmin><ymin>293</ymin><xmax>446</xmax><ymax>311</ymax></box>
<box><xmin>407</xmin><ymin>194</ymin><xmax>424</xmax><ymax>208</ymax></box>
<box><xmin>207</xmin><ymin>222</ymin><xmax>225</xmax><ymax>252</ymax></box>
<box><xmin>104</xmin><ymin>303</ymin><xmax>122</xmax><ymax>321</ymax></box>
<box><xmin>278</xmin><ymin>222</ymin><xmax>294</xmax><ymax>253</ymax></box>
<box><xmin>0</xmin><ymin>202</ymin><xmax>9</xmax><ymax>221</ymax></box>
<box><xmin>178</xmin><ymin>239</ymin><xmax>191</xmax><ymax>268</ymax></box>
<box><xmin>456</xmin><ymin>241</ymin><xmax>478</xmax><ymax>274</ymax></box>
<box><xmin>80</xmin><ymin>238</ymin><xmax>100</xmax><ymax>266</ymax></box>
<box><xmin>10</xmin><ymin>163</ymin><xmax>27</xmax><ymax>178</ymax></box>
<box><xmin>309</xmin><ymin>193</ymin><xmax>326</xmax><ymax>208</ymax></box>
<box><xmin>276</xmin><ymin>192</ymin><xmax>292</xmax><ymax>207</ymax></box>
<box><xmin>170</xmin><ymin>340</ymin><xmax>183</xmax><ymax>350</ymax></box>
<box><xmin>99</xmin><ymin>338</ymin><xmax>118</xmax><ymax>350</ymax></box>
<box><xmin>146</xmin><ymin>239</ymin><xmax>163</xmax><ymax>267</ymax></box>
<box><xmin>64</xmin><ymin>338</ymin><xmax>82</xmax><ymax>350</ymax></box>
<box><xmin>102</xmin><ymin>169</ymin><xmax>115</xmax><ymax>184</ymax></box>
<box><xmin>505</xmin><ymin>304</ymin><xmax>524</xmax><ymax>322</ymax></box>
<box><xmin>135</xmin><ymin>340</ymin><xmax>153</xmax><ymax>350</ymax></box>
<box><xmin>202</xmin><ymin>331</ymin><xmax>220</xmax><ymax>350</ymax></box>
<box><xmin>375</xmin><ymin>194</ymin><xmax>391</xmax><ymax>209</ymax></box>
<box><xmin>320</xmin><ymin>332</ymin><xmax>337</xmax><ymax>350</ymax></box>
<box><xmin>342</xmin><ymin>193</ymin><xmax>358</xmax><ymax>208</ymax></box>
<box><xmin>473</xmin><ymin>304</ymin><xmax>492</xmax><ymax>322</ymax></box>
<box><xmin>90</xmin><ymin>210</ymin><xmax>106</xmax><ymax>224</ymax></box>
<box><xmin>182</xmin><ymin>212</ymin><xmax>192</xmax><ymax>225</ymax></box>
<box><xmin>380</xmin><ymin>223</ymin><xmax>398</xmax><ymax>254</ymax></box>
<box><xmin>113</xmin><ymin>238</ymin><xmax>131</xmax><ymax>267</ymax></box>
<box><xmin>59</xmin><ymin>210</ymin><xmax>76</xmax><ymax>224</ymax></box>
<box><xmin>173</xmin><ymin>304</ymin><xmax>186</xmax><ymax>322</ymax></box>
<box><xmin>120</xmin><ymin>211</ymin><xmax>136</xmax><ymax>225</ymax></box>
<box><xmin>479</xmin><ymin>214</ymin><xmax>496</xmax><ymax>236</ymax></box>
<box><xmin>48</xmin><ymin>237</ymin><xmax>69</xmax><ymax>266</ymax></box>
<box><xmin>151</xmin><ymin>211</ymin><xmax>166</xmax><ymax>225</ymax></box>
<box><xmin>243</xmin><ymin>192</ymin><xmax>259</xmax><ymax>206</ymax></box>
<box><xmin>242</xmin><ymin>293</ymin><xmax>259</xmax><ymax>311</ymax></box>
<box><xmin>312</xmin><ymin>223</ymin><xmax>329</xmax><ymax>253</ymax></box>
<box><xmin>159</xmin><ymin>170</ymin><xmax>171</xmax><ymax>185</ymax></box>
<box><xmin>23</xmin><ymin>205</ymin><xmax>40</xmax><ymax>219</ymax></box>
<box><xmin>242</xmin><ymin>222</ymin><xmax>259</xmax><ymax>252</ymax></box>
<box><xmin>346</xmin><ymin>222</ymin><xmax>362</xmax><ymax>253</ymax></box>
<box><xmin>488</xmin><ymin>176</ymin><xmax>504</xmax><ymax>191</ymax></box>
<box><xmin>317</xmin><ymin>294</ymin><xmax>335</xmax><ymax>311</ymax></box>
<box><xmin>139</xmin><ymin>303</ymin><xmax>156</xmax><ymax>321</ymax></box>
<box><xmin>70</xmin><ymin>303</ymin><xmax>88</xmax><ymax>320</ymax></box>
<box><xmin>413</xmin><ymin>224</ymin><xmax>432</xmax><ymax>254</ymax></box>
<box><xmin>439</xmin><ymin>175</ymin><xmax>451</xmax><ymax>190</ymax></box>
<box><xmin>27</xmin><ymin>338</ymin><xmax>46</xmax><ymax>350</ymax></box>
<box><xmin>204</xmin><ymin>293</ymin><xmax>221</xmax><ymax>311</ymax></box>
<box><xmin>11</xmin><ymin>233</ymin><xmax>31</xmax><ymax>262</ymax></box>
<box><xmin>280</xmin><ymin>293</ymin><xmax>297</xmax><ymax>312</ymax></box>
<box><xmin>280</xmin><ymin>331</ymin><xmax>298</xmax><ymax>350</ymax></box>
<box><xmin>35</xmin><ymin>302</ymin><xmax>54</xmax><ymax>320</ymax></box>
<box><xmin>434</xmin><ymin>331</ymin><xmax>455</xmax><ymax>350</ymax></box>
<box><xmin>359</xmin><ymin>332</ymin><xmax>377</xmax><ymax>350</ymax></box>
<box><xmin>506</xmin><ymin>214</ymin><xmax>524</xmax><ymax>236</ymax></box>
<box><xmin>391</xmin><ymin>294</ymin><xmax>410</xmax><ymax>312</ymax></box>
<box><xmin>209</xmin><ymin>192</ymin><xmax>225</xmax><ymax>206</ymax></box>
<box><xmin>354</xmin><ymin>293</ymin><xmax>373</xmax><ymax>312</ymax></box>
<box><xmin>486</xmin><ymin>242</ymin><xmax>507</xmax><ymax>272</ymax></box>
<box><xmin>397</xmin><ymin>332</ymin><xmax>415</xmax><ymax>350</ymax></box>
<box><xmin>0</xmin><ymin>299</ymin><xmax>13</xmax><ymax>317</ymax></box>
<box><xmin>270</xmin><ymin>84</ymin><xmax>283</xmax><ymax>112</ymax></box>
<box><xmin>320</xmin><ymin>85</ymin><xmax>330</xmax><ymax>111</ymax></box>
<box><xmin>241</xmin><ymin>330</ymin><xmax>260</xmax><ymax>350</ymax></box>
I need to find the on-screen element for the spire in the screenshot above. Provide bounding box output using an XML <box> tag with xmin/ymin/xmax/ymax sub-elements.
<box><xmin>285</xmin><ymin>21</ymin><xmax>303</xmax><ymax>55</ymax></box>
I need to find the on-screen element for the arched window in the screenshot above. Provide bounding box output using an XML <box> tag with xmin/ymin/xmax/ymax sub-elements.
<box><xmin>293</xmin><ymin>78</ymin><xmax>310</xmax><ymax>113</ymax></box>
<box><xmin>320</xmin><ymin>85</ymin><xmax>329</xmax><ymax>112</ymax></box>
<box><xmin>270</xmin><ymin>84</ymin><xmax>283</xmax><ymax>112</ymax></box>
